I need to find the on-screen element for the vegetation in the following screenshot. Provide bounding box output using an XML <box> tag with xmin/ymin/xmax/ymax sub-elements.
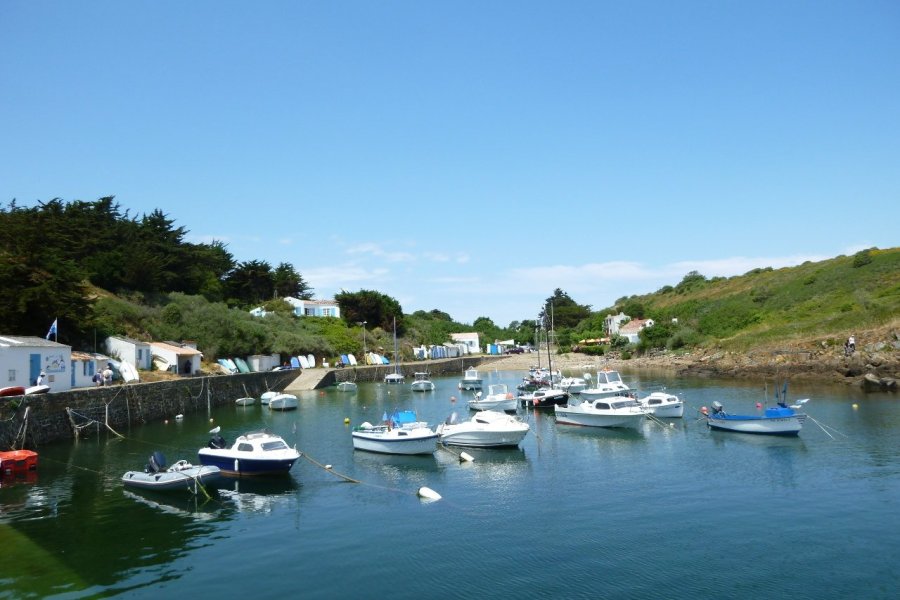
<box><xmin>2</xmin><ymin>198</ymin><xmax>897</xmax><ymax>365</ymax></box>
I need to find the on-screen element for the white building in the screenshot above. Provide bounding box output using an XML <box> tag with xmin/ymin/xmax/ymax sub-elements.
<box><xmin>71</xmin><ymin>351</ymin><xmax>111</xmax><ymax>388</ymax></box>
<box><xmin>105</xmin><ymin>336</ymin><xmax>152</xmax><ymax>370</ymax></box>
<box><xmin>0</xmin><ymin>335</ymin><xmax>72</xmax><ymax>392</ymax></box>
<box><xmin>450</xmin><ymin>332</ymin><xmax>481</xmax><ymax>354</ymax></box>
<box><xmin>604</xmin><ymin>312</ymin><xmax>630</xmax><ymax>337</ymax></box>
<box><xmin>151</xmin><ymin>342</ymin><xmax>203</xmax><ymax>375</ymax></box>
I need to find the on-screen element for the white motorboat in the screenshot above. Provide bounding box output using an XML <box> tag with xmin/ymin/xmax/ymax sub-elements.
<box><xmin>260</xmin><ymin>391</ymin><xmax>278</xmax><ymax>405</ymax></box>
<box><xmin>384</xmin><ymin>372</ymin><xmax>405</xmax><ymax>384</ymax></box>
<box><xmin>410</xmin><ymin>372</ymin><xmax>435</xmax><ymax>392</ymax></box>
<box><xmin>351</xmin><ymin>410</ymin><xmax>439</xmax><ymax>455</ymax></box>
<box><xmin>268</xmin><ymin>393</ymin><xmax>299</xmax><ymax>411</ymax></box>
<box><xmin>198</xmin><ymin>429</ymin><xmax>300</xmax><ymax>476</ymax></box>
<box><xmin>435</xmin><ymin>410</ymin><xmax>530</xmax><ymax>448</ymax></box>
<box><xmin>468</xmin><ymin>383</ymin><xmax>518</xmax><ymax>412</ymax></box>
<box><xmin>702</xmin><ymin>401</ymin><xmax>807</xmax><ymax>436</ymax></box>
<box><xmin>639</xmin><ymin>392</ymin><xmax>684</xmax><ymax>418</ymax></box>
<box><xmin>580</xmin><ymin>369</ymin><xmax>634</xmax><ymax>401</ymax></box>
<box><xmin>554</xmin><ymin>396</ymin><xmax>646</xmax><ymax>429</ymax></box>
<box><xmin>459</xmin><ymin>367</ymin><xmax>483</xmax><ymax>391</ymax></box>
<box><xmin>336</xmin><ymin>381</ymin><xmax>358</xmax><ymax>392</ymax></box>
<box><xmin>122</xmin><ymin>452</ymin><xmax>222</xmax><ymax>492</ymax></box>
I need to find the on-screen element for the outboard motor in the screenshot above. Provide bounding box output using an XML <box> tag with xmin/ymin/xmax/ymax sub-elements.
<box><xmin>208</xmin><ymin>433</ymin><xmax>227</xmax><ymax>449</ymax></box>
<box><xmin>145</xmin><ymin>451</ymin><xmax>166</xmax><ymax>473</ymax></box>
<box><xmin>711</xmin><ymin>401</ymin><xmax>725</xmax><ymax>415</ymax></box>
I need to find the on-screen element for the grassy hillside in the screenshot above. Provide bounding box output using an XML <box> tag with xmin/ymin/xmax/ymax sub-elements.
<box><xmin>612</xmin><ymin>247</ymin><xmax>899</xmax><ymax>352</ymax></box>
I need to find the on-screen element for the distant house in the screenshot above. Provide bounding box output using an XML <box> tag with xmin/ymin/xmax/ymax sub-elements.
<box><xmin>105</xmin><ymin>336</ymin><xmax>152</xmax><ymax>370</ymax></box>
<box><xmin>450</xmin><ymin>332</ymin><xmax>481</xmax><ymax>354</ymax></box>
<box><xmin>618</xmin><ymin>318</ymin><xmax>656</xmax><ymax>344</ymax></box>
<box><xmin>0</xmin><ymin>335</ymin><xmax>72</xmax><ymax>392</ymax></box>
<box><xmin>250</xmin><ymin>297</ymin><xmax>341</xmax><ymax>318</ymax></box>
<box><xmin>151</xmin><ymin>342</ymin><xmax>203</xmax><ymax>375</ymax></box>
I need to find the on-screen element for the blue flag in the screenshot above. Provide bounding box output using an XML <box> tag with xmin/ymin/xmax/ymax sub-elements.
<box><xmin>46</xmin><ymin>318</ymin><xmax>58</xmax><ymax>340</ymax></box>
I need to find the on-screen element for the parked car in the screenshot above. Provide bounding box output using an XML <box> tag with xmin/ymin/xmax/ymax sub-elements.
<box><xmin>505</xmin><ymin>347</ymin><xmax>525</xmax><ymax>354</ymax></box>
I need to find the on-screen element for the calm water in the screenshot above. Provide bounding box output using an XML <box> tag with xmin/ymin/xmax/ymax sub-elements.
<box><xmin>2</xmin><ymin>368</ymin><xmax>898</xmax><ymax>599</ymax></box>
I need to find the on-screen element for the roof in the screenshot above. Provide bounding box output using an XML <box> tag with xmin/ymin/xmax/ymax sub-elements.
<box><xmin>107</xmin><ymin>335</ymin><xmax>151</xmax><ymax>346</ymax></box>
<box><xmin>150</xmin><ymin>341</ymin><xmax>203</xmax><ymax>356</ymax></box>
<box><xmin>619</xmin><ymin>319</ymin><xmax>651</xmax><ymax>333</ymax></box>
<box><xmin>0</xmin><ymin>335</ymin><xmax>69</xmax><ymax>349</ymax></box>
<box><xmin>451</xmin><ymin>332</ymin><xmax>480</xmax><ymax>343</ymax></box>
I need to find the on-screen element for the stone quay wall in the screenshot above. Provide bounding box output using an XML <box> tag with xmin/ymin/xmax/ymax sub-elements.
<box><xmin>0</xmin><ymin>371</ymin><xmax>299</xmax><ymax>449</ymax></box>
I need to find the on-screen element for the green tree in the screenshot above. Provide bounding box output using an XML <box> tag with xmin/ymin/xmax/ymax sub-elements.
<box><xmin>273</xmin><ymin>262</ymin><xmax>313</xmax><ymax>299</ymax></box>
<box><xmin>225</xmin><ymin>260</ymin><xmax>275</xmax><ymax>307</ymax></box>
<box><xmin>540</xmin><ymin>289</ymin><xmax>591</xmax><ymax>329</ymax></box>
<box><xmin>335</xmin><ymin>289</ymin><xmax>404</xmax><ymax>333</ymax></box>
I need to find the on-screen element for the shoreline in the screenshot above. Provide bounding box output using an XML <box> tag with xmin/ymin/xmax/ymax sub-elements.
<box><xmin>484</xmin><ymin>344</ymin><xmax>899</xmax><ymax>391</ymax></box>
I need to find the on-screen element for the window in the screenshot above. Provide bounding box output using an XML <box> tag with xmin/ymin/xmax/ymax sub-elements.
<box><xmin>8</xmin><ymin>370</ymin><xmax>14</xmax><ymax>382</ymax></box>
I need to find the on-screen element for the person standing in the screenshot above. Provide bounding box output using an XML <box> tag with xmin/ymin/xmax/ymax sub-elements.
<box><xmin>35</xmin><ymin>371</ymin><xmax>45</xmax><ymax>386</ymax></box>
<box><xmin>103</xmin><ymin>365</ymin><xmax>113</xmax><ymax>385</ymax></box>
<box><xmin>848</xmin><ymin>335</ymin><xmax>856</xmax><ymax>353</ymax></box>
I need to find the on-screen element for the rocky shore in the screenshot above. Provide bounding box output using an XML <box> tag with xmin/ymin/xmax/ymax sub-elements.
<box><xmin>487</xmin><ymin>331</ymin><xmax>899</xmax><ymax>392</ymax></box>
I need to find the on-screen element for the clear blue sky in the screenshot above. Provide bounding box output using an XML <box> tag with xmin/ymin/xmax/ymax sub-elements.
<box><xmin>3</xmin><ymin>1</ymin><xmax>898</xmax><ymax>327</ymax></box>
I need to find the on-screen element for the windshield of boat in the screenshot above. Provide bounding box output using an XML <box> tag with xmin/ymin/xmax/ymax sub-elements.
<box><xmin>262</xmin><ymin>440</ymin><xmax>289</xmax><ymax>451</ymax></box>
<box><xmin>607</xmin><ymin>372</ymin><xmax>622</xmax><ymax>384</ymax></box>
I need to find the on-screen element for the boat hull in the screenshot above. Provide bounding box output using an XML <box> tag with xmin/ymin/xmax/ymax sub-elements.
<box><xmin>436</xmin><ymin>415</ymin><xmax>529</xmax><ymax>448</ymax></box>
<box><xmin>351</xmin><ymin>429</ymin><xmax>439</xmax><ymax>455</ymax></box>
<box><xmin>197</xmin><ymin>453</ymin><xmax>299</xmax><ymax>475</ymax></box>
<box><xmin>268</xmin><ymin>394</ymin><xmax>298</xmax><ymax>410</ymax></box>
<box><xmin>526</xmin><ymin>389</ymin><xmax>569</xmax><ymax>409</ymax></box>
<box><xmin>467</xmin><ymin>398</ymin><xmax>518</xmax><ymax>412</ymax></box>
<box><xmin>706</xmin><ymin>414</ymin><xmax>805</xmax><ymax>435</ymax></box>
<box><xmin>554</xmin><ymin>404</ymin><xmax>645</xmax><ymax>429</ymax></box>
<box><xmin>411</xmin><ymin>382</ymin><xmax>435</xmax><ymax>392</ymax></box>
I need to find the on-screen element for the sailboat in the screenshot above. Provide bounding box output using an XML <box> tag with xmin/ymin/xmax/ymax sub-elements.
<box><xmin>523</xmin><ymin>305</ymin><xmax>568</xmax><ymax>409</ymax></box>
<box><xmin>384</xmin><ymin>317</ymin><xmax>404</xmax><ymax>384</ymax></box>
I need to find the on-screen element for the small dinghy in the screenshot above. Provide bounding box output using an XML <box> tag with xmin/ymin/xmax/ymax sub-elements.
<box><xmin>122</xmin><ymin>451</ymin><xmax>222</xmax><ymax>492</ymax></box>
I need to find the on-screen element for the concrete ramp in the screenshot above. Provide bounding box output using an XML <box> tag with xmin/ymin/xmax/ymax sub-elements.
<box><xmin>282</xmin><ymin>368</ymin><xmax>334</xmax><ymax>391</ymax></box>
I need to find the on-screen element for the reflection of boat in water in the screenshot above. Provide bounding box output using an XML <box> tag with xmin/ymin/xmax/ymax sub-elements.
<box><xmin>215</xmin><ymin>476</ymin><xmax>301</xmax><ymax>513</ymax></box>
<box><xmin>122</xmin><ymin>489</ymin><xmax>221</xmax><ymax>521</ymax></box>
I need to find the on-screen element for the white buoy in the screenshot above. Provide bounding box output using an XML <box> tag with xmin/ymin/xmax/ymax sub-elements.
<box><xmin>175</xmin><ymin>414</ymin><xmax>184</xmax><ymax>420</ymax></box>
<box><xmin>459</xmin><ymin>452</ymin><xmax>475</xmax><ymax>463</ymax></box>
<box><xmin>417</xmin><ymin>486</ymin><xmax>442</xmax><ymax>501</ymax></box>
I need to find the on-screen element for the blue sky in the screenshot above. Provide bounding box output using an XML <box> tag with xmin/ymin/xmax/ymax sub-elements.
<box><xmin>2</xmin><ymin>1</ymin><xmax>898</xmax><ymax>327</ymax></box>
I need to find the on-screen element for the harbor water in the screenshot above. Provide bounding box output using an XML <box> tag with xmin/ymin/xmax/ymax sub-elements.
<box><xmin>2</xmin><ymin>368</ymin><xmax>898</xmax><ymax>599</ymax></box>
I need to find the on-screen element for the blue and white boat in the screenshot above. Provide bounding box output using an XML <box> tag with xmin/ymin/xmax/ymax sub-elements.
<box><xmin>351</xmin><ymin>410</ymin><xmax>438</xmax><ymax>455</ymax></box>
<box><xmin>703</xmin><ymin>400</ymin><xmax>807</xmax><ymax>436</ymax></box>
<box><xmin>198</xmin><ymin>429</ymin><xmax>300</xmax><ymax>476</ymax></box>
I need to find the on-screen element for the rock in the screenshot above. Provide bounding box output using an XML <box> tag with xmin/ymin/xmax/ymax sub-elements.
<box><xmin>862</xmin><ymin>373</ymin><xmax>885</xmax><ymax>392</ymax></box>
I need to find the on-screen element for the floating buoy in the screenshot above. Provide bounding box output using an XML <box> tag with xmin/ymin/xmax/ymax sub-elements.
<box><xmin>209</xmin><ymin>418</ymin><xmax>214</xmax><ymax>423</ymax></box>
<box><xmin>459</xmin><ymin>452</ymin><xmax>475</xmax><ymax>463</ymax></box>
<box><xmin>344</xmin><ymin>417</ymin><xmax>350</xmax><ymax>424</ymax></box>
<box><xmin>450</xmin><ymin>396</ymin><xmax>457</xmax><ymax>403</ymax></box>
<box><xmin>756</xmin><ymin>402</ymin><xmax>762</xmax><ymax>409</ymax></box>
<box><xmin>852</xmin><ymin>403</ymin><xmax>859</xmax><ymax>410</ymax></box>
<box><xmin>417</xmin><ymin>486</ymin><xmax>441</xmax><ymax>501</ymax></box>
<box><xmin>164</xmin><ymin>419</ymin><xmax>169</xmax><ymax>424</ymax></box>
<box><xmin>325</xmin><ymin>464</ymin><xmax>332</xmax><ymax>470</ymax></box>
<box><xmin>175</xmin><ymin>414</ymin><xmax>184</xmax><ymax>420</ymax></box>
